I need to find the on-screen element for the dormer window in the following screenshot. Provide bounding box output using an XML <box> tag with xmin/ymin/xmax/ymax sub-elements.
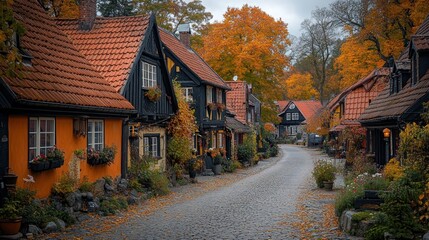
<box><xmin>142</xmin><ymin>61</ymin><xmax>157</xmax><ymax>88</ymax></box>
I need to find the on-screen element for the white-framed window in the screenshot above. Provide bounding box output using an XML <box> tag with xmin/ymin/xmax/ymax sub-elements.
<box><xmin>218</xmin><ymin>133</ymin><xmax>223</xmax><ymax>148</ymax></box>
<box><xmin>288</xmin><ymin>126</ymin><xmax>297</xmax><ymax>135</ymax></box>
<box><xmin>206</xmin><ymin>86</ymin><xmax>213</xmax><ymax>104</ymax></box>
<box><xmin>181</xmin><ymin>87</ymin><xmax>193</xmax><ymax>102</ymax></box>
<box><xmin>286</xmin><ymin>113</ymin><xmax>291</xmax><ymax>121</ymax></box>
<box><xmin>292</xmin><ymin>113</ymin><xmax>299</xmax><ymax>120</ymax></box>
<box><xmin>87</xmin><ymin>119</ymin><xmax>104</xmax><ymax>151</ymax></box>
<box><xmin>29</xmin><ymin>117</ymin><xmax>55</xmax><ymax>161</ymax></box>
<box><xmin>142</xmin><ymin>61</ymin><xmax>157</xmax><ymax>88</ymax></box>
<box><xmin>143</xmin><ymin>135</ymin><xmax>160</xmax><ymax>157</ymax></box>
<box><xmin>217</xmin><ymin>89</ymin><xmax>223</xmax><ymax>103</ymax></box>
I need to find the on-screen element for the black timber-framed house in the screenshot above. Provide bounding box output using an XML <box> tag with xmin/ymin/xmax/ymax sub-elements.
<box><xmin>159</xmin><ymin>24</ymin><xmax>231</xmax><ymax>169</ymax></box>
<box><xmin>57</xmin><ymin>0</ymin><xmax>178</xmax><ymax>172</ymax></box>
<box><xmin>359</xmin><ymin>15</ymin><xmax>429</xmax><ymax>166</ymax></box>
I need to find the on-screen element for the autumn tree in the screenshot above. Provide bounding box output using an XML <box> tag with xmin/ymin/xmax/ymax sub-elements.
<box><xmin>297</xmin><ymin>8</ymin><xmax>340</xmax><ymax>102</ymax></box>
<box><xmin>39</xmin><ymin>0</ymin><xmax>79</xmax><ymax>18</ymax></box>
<box><xmin>330</xmin><ymin>0</ymin><xmax>429</xmax><ymax>61</ymax></box>
<box><xmin>98</xmin><ymin>0</ymin><xmax>136</xmax><ymax>17</ymax></box>
<box><xmin>284</xmin><ymin>73</ymin><xmax>318</xmax><ymax>100</ymax></box>
<box><xmin>0</xmin><ymin>0</ymin><xmax>25</xmax><ymax>77</ymax></box>
<box><xmin>305</xmin><ymin>108</ymin><xmax>331</xmax><ymax>136</ymax></box>
<box><xmin>197</xmin><ymin>5</ymin><xmax>291</xmax><ymax>123</ymax></box>
<box><xmin>135</xmin><ymin>0</ymin><xmax>212</xmax><ymax>34</ymax></box>
<box><xmin>166</xmin><ymin>80</ymin><xmax>197</xmax><ymax>179</ymax></box>
<box><xmin>334</xmin><ymin>35</ymin><xmax>384</xmax><ymax>90</ymax></box>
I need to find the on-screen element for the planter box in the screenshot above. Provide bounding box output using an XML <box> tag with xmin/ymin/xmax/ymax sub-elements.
<box><xmin>49</xmin><ymin>159</ymin><xmax>64</xmax><ymax>169</ymax></box>
<box><xmin>353</xmin><ymin>198</ymin><xmax>383</xmax><ymax>210</ymax></box>
<box><xmin>29</xmin><ymin>161</ymin><xmax>50</xmax><ymax>172</ymax></box>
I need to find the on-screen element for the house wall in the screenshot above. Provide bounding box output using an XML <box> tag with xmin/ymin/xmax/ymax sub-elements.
<box><xmin>8</xmin><ymin>115</ymin><xmax>123</xmax><ymax>198</ymax></box>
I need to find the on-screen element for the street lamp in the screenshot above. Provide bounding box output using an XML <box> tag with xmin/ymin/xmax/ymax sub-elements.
<box><xmin>383</xmin><ymin>128</ymin><xmax>391</xmax><ymax>164</ymax></box>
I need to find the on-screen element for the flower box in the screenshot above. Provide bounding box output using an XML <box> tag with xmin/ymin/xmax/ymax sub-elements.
<box><xmin>87</xmin><ymin>146</ymin><xmax>117</xmax><ymax>166</ymax></box>
<box><xmin>29</xmin><ymin>161</ymin><xmax>50</xmax><ymax>172</ymax></box>
<box><xmin>49</xmin><ymin>159</ymin><xmax>64</xmax><ymax>169</ymax></box>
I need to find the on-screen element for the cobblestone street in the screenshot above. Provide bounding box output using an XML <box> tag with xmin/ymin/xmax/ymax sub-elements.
<box><xmin>48</xmin><ymin>145</ymin><xmax>346</xmax><ymax>240</ymax></box>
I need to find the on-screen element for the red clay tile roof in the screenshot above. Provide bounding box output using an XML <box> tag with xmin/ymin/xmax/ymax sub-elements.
<box><xmin>293</xmin><ymin>100</ymin><xmax>323</xmax><ymax>120</ymax></box>
<box><xmin>276</xmin><ymin>100</ymin><xmax>289</xmax><ymax>113</ymax></box>
<box><xmin>159</xmin><ymin>28</ymin><xmax>230</xmax><ymax>90</ymax></box>
<box><xmin>3</xmin><ymin>0</ymin><xmax>134</xmax><ymax>111</ymax></box>
<box><xmin>226</xmin><ymin>81</ymin><xmax>247</xmax><ymax>124</ymax></box>
<box><xmin>57</xmin><ymin>15</ymin><xmax>151</xmax><ymax>91</ymax></box>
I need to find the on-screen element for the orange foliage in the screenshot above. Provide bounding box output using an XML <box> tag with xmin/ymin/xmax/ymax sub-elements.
<box><xmin>41</xmin><ymin>0</ymin><xmax>79</xmax><ymax>18</ymax></box>
<box><xmin>284</xmin><ymin>72</ymin><xmax>318</xmax><ymax>100</ymax></box>
<box><xmin>196</xmin><ymin>4</ymin><xmax>291</xmax><ymax>122</ymax></box>
<box><xmin>305</xmin><ymin>108</ymin><xmax>331</xmax><ymax>136</ymax></box>
<box><xmin>263</xmin><ymin>123</ymin><xmax>276</xmax><ymax>133</ymax></box>
<box><xmin>334</xmin><ymin>36</ymin><xmax>384</xmax><ymax>90</ymax></box>
<box><xmin>166</xmin><ymin>80</ymin><xmax>197</xmax><ymax>139</ymax></box>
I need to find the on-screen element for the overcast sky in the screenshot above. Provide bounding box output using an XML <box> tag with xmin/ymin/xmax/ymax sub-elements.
<box><xmin>200</xmin><ymin>0</ymin><xmax>337</xmax><ymax>37</ymax></box>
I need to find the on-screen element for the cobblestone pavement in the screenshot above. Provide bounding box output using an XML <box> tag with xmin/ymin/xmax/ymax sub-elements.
<box><xmin>48</xmin><ymin>145</ymin><xmax>347</xmax><ymax>240</ymax></box>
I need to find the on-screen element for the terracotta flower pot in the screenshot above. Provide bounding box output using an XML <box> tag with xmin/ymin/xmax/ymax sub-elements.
<box><xmin>0</xmin><ymin>217</ymin><xmax>22</xmax><ymax>235</ymax></box>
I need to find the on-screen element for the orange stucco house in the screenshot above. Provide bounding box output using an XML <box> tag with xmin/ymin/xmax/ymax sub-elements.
<box><xmin>0</xmin><ymin>0</ymin><xmax>135</xmax><ymax>198</ymax></box>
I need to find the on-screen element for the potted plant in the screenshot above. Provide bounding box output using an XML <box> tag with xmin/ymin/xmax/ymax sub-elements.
<box><xmin>87</xmin><ymin>145</ymin><xmax>117</xmax><ymax>166</ymax></box>
<box><xmin>312</xmin><ymin>159</ymin><xmax>337</xmax><ymax>190</ymax></box>
<box><xmin>46</xmin><ymin>145</ymin><xmax>65</xmax><ymax>169</ymax></box>
<box><xmin>217</xmin><ymin>103</ymin><xmax>226</xmax><ymax>111</ymax></box>
<box><xmin>0</xmin><ymin>199</ymin><xmax>22</xmax><ymax>235</ymax></box>
<box><xmin>212</xmin><ymin>152</ymin><xmax>223</xmax><ymax>175</ymax></box>
<box><xmin>207</xmin><ymin>102</ymin><xmax>217</xmax><ymax>111</ymax></box>
<box><xmin>144</xmin><ymin>86</ymin><xmax>162</xmax><ymax>102</ymax></box>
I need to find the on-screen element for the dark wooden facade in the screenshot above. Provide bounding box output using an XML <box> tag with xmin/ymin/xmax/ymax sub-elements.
<box><xmin>122</xmin><ymin>18</ymin><xmax>177</xmax><ymax>123</ymax></box>
<box><xmin>278</xmin><ymin>102</ymin><xmax>306</xmax><ymax>137</ymax></box>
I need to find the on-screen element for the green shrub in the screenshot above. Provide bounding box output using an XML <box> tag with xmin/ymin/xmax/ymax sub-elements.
<box><xmin>268</xmin><ymin>144</ymin><xmax>279</xmax><ymax>157</ymax></box>
<box><xmin>335</xmin><ymin>188</ymin><xmax>363</xmax><ymax>216</ymax></box>
<box><xmin>51</xmin><ymin>172</ymin><xmax>78</xmax><ymax>196</ymax></box>
<box><xmin>312</xmin><ymin>159</ymin><xmax>337</xmax><ymax>187</ymax></box>
<box><xmin>148</xmin><ymin>170</ymin><xmax>170</xmax><ymax>196</ymax></box>
<box><xmin>78</xmin><ymin>176</ymin><xmax>94</xmax><ymax>192</ymax></box>
<box><xmin>237</xmin><ymin>144</ymin><xmax>254</xmax><ymax>163</ymax></box>
<box><xmin>99</xmin><ymin>196</ymin><xmax>128</xmax><ymax>216</ymax></box>
<box><xmin>364</xmin><ymin>212</ymin><xmax>390</xmax><ymax>240</ymax></box>
<box><xmin>352</xmin><ymin>211</ymin><xmax>373</xmax><ymax>223</ymax></box>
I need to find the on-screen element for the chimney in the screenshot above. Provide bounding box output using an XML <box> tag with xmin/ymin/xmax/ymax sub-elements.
<box><xmin>177</xmin><ymin>23</ymin><xmax>191</xmax><ymax>48</ymax></box>
<box><xmin>79</xmin><ymin>0</ymin><xmax>96</xmax><ymax>30</ymax></box>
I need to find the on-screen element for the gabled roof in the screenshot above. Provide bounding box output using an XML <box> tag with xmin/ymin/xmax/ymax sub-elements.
<box><xmin>226</xmin><ymin>116</ymin><xmax>252</xmax><ymax>133</ymax></box>
<box><xmin>57</xmin><ymin>15</ymin><xmax>151</xmax><ymax>91</ymax></box>
<box><xmin>327</xmin><ymin>67</ymin><xmax>389</xmax><ymax>120</ymax></box>
<box><xmin>2</xmin><ymin>0</ymin><xmax>134</xmax><ymax>112</ymax></box>
<box><xmin>279</xmin><ymin>100</ymin><xmax>322</xmax><ymax>120</ymax></box>
<box><xmin>276</xmin><ymin>100</ymin><xmax>289</xmax><ymax>113</ymax></box>
<box><xmin>294</xmin><ymin>101</ymin><xmax>323</xmax><ymax>120</ymax></box>
<box><xmin>360</xmin><ymin>16</ymin><xmax>429</xmax><ymax>123</ymax></box>
<box><xmin>226</xmin><ymin>81</ymin><xmax>247</xmax><ymax>124</ymax></box>
<box><xmin>409</xmin><ymin>35</ymin><xmax>429</xmax><ymax>57</ymax></box>
<box><xmin>159</xmin><ymin>28</ymin><xmax>230</xmax><ymax>90</ymax></box>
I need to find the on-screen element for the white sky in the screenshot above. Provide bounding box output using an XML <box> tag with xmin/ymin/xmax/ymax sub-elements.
<box><xmin>200</xmin><ymin>0</ymin><xmax>337</xmax><ymax>37</ymax></box>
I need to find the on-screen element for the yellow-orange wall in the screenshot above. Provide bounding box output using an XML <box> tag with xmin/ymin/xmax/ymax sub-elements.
<box><xmin>8</xmin><ymin>115</ymin><xmax>124</xmax><ymax>198</ymax></box>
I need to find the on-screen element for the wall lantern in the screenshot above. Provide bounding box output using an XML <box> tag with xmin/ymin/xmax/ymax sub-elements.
<box><xmin>383</xmin><ymin>128</ymin><xmax>391</xmax><ymax>139</ymax></box>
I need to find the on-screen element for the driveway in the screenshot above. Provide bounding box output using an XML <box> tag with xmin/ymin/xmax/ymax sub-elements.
<box><xmin>49</xmin><ymin>144</ymin><xmax>327</xmax><ymax>240</ymax></box>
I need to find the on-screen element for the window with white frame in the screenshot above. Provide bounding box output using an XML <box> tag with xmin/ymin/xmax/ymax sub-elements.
<box><xmin>218</xmin><ymin>133</ymin><xmax>223</xmax><ymax>148</ymax></box>
<box><xmin>288</xmin><ymin>126</ymin><xmax>297</xmax><ymax>135</ymax></box>
<box><xmin>217</xmin><ymin>89</ymin><xmax>223</xmax><ymax>103</ymax></box>
<box><xmin>29</xmin><ymin>117</ymin><xmax>55</xmax><ymax>161</ymax></box>
<box><xmin>143</xmin><ymin>135</ymin><xmax>160</xmax><ymax>157</ymax></box>
<box><xmin>286</xmin><ymin>113</ymin><xmax>291</xmax><ymax>121</ymax></box>
<box><xmin>206</xmin><ymin>86</ymin><xmax>213</xmax><ymax>104</ymax></box>
<box><xmin>87</xmin><ymin>119</ymin><xmax>104</xmax><ymax>151</ymax></box>
<box><xmin>181</xmin><ymin>87</ymin><xmax>193</xmax><ymax>102</ymax></box>
<box><xmin>292</xmin><ymin>113</ymin><xmax>299</xmax><ymax>120</ymax></box>
<box><xmin>142</xmin><ymin>61</ymin><xmax>157</xmax><ymax>88</ymax></box>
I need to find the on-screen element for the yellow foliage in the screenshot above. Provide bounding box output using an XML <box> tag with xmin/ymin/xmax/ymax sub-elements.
<box><xmin>383</xmin><ymin>158</ymin><xmax>403</xmax><ymax>181</ymax></box>
<box><xmin>284</xmin><ymin>73</ymin><xmax>318</xmax><ymax>100</ymax></box>
<box><xmin>334</xmin><ymin>36</ymin><xmax>384</xmax><ymax>90</ymax></box>
<box><xmin>305</xmin><ymin>108</ymin><xmax>330</xmax><ymax>136</ymax></box>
